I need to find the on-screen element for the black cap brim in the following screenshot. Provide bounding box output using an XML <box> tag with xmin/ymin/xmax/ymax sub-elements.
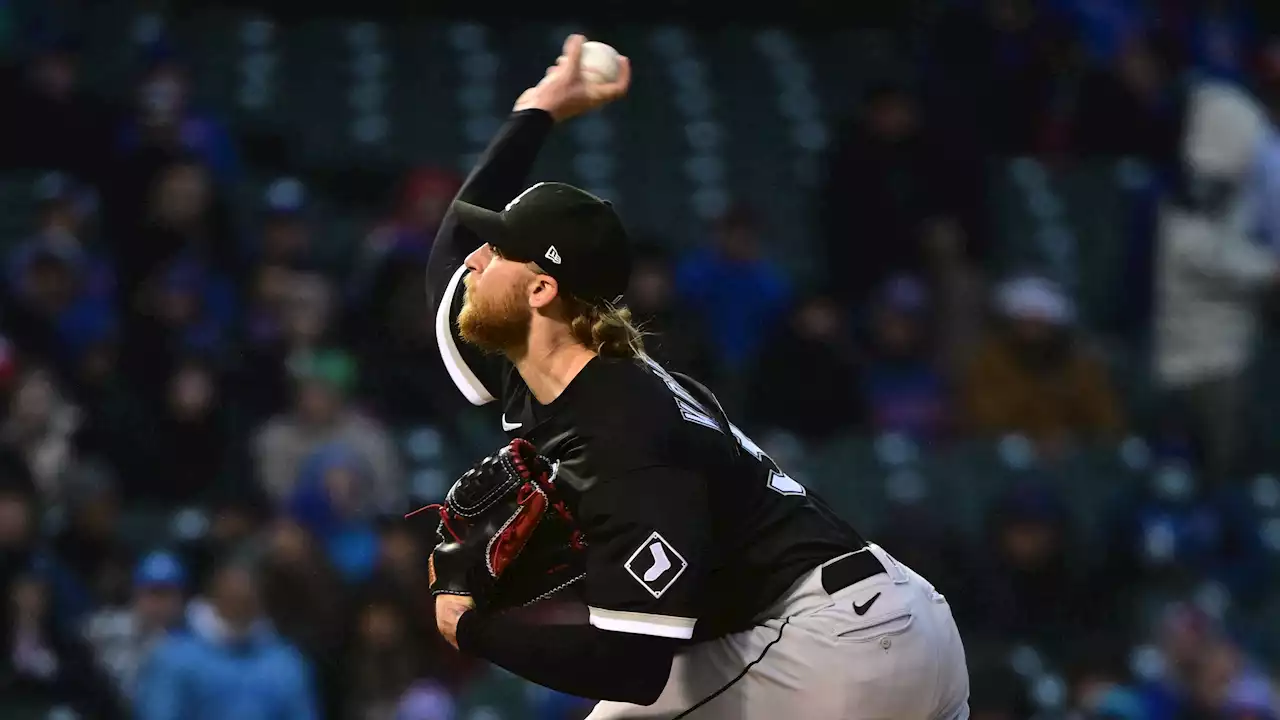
<box><xmin>453</xmin><ymin>200</ymin><xmax>521</xmax><ymax>259</ymax></box>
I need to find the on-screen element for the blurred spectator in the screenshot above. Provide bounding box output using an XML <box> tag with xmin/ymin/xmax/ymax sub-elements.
<box><xmin>821</xmin><ymin>81</ymin><xmax>985</xmax><ymax>376</ymax></box>
<box><xmin>252</xmin><ymin>177</ymin><xmax>315</xmax><ymax>270</ymax></box>
<box><xmin>1250</xmin><ymin>40</ymin><xmax>1280</xmax><ymax>330</ymax></box>
<box><xmin>1</xmin><ymin>33</ymin><xmax>117</xmax><ymax>180</ymax></box>
<box><xmin>135</xmin><ymin>557</ymin><xmax>317</xmax><ymax>720</ymax></box>
<box><xmin>1</xmin><ymin>558</ymin><xmax>127</xmax><ymax>719</ymax></box>
<box><xmin>253</xmin><ymin>347</ymin><xmax>403</xmax><ymax>513</ymax></box>
<box><xmin>285</xmin><ymin>444</ymin><xmax>381</xmax><ymax>583</ymax></box>
<box><xmin>923</xmin><ymin>219</ymin><xmax>988</xmax><ymax>390</ymax></box>
<box><xmin>118</xmin><ymin>45</ymin><xmax>239</xmax><ymax>185</ymax></box>
<box><xmin>380</xmin><ymin>166</ymin><xmax>460</xmax><ymax>254</ymax></box>
<box><xmin>1255</xmin><ymin>41</ymin><xmax>1280</xmax><ymax>256</ymax></box>
<box><xmin>922</xmin><ymin>0</ymin><xmax>1041</xmax><ymax>152</ymax></box>
<box><xmin>1102</xmin><ymin>456</ymin><xmax>1268</xmax><ymax>604</ymax></box>
<box><xmin>83</xmin><ymin>551</ymin><xmax>189</xmax><ymax>701</ymax></box>
<box><xmin>675</xmin><ymin>207</ymin><xmax>790</xmax><ymax>379</ymax></box>
<box><xmin>362</xmin><ymin>518</ymin><xmax>473</xmax><ymax>691</ymax></box>
<box><xmin>2</xmin><ymin>173</ymin><xmax>115</xmax><ymax>376</ymax></box>
<box><xmin>1138</xmin><ymin>602</ymin><xmax>1221</xmax><ymax>719</ymax></box>
<box><xmin>343</xmin><ymin>167</ymin><xmax>468</xmax><ymax>422</ymax></box>
<box><xmin>117</xmin><ymin>158</ymin><xmax>238</xmax><ymax>398</ymax></box>
<box><xmin>132</xmin><ymin>250</ymin><xmax>238</xmax><ymax>377</ymax></box>
<box><xmin>1062</xmin><ymin>636</ymin><xmax>1146</xmax><ymax>720</ymax></box>
<box><xmin>1189</xmin><ymin>637</ymin><xmax>1279</xmax><ymax>719</ymax></box>
<box><xmin>1154</xmin><ymin>74</ymin><xmax>1277</xmax><ymax>486</ymax></box>
<box><xmin>350</xmin><ymin>166</ymin><xmax>460</xmax><ymax>298</ymax></box>
<box><xmin>1054</xmin><ymin>0</ymin><xmax>1149</xmax><ymax>64</ymax></box>
<box><xmin>21</xmin><ymin>171</ymin><xmax>103</xmax><ymax>254</ymax></box>
<box><xmin>624</xmin><ymin>244</ymin><xmax>712</xmax><ymax>379</ymax></box>
<box><xmin>1017</xmin><ymin>16</ymin><xmax>1091</xmax><ymax>158</ymax></box>
<box><xmin>68</xmin><ymin>317</ymin><xmax>156</xmax><ymax>503</ymax></box>
<box><xmin>914</xmin><ymin>0</ymin><xmax>1012</xmax><ymax>163</ymax></box>
<box><xmin>282</xmin><ymin>272</ymin><xmax>337</xmax><ymax>348</ymax></box>
<box><xmin>1</xmin><ymin>243</ymin><xmax>83</xmax><ymax>375</ymax></box>
<box><xmin>242</xmin><ymin>267</ymin><xmax>337</xmax><ymax>423</ymax></box>
<box><xmin>345</xmin><ymin>588</ymin><xmax>445</xmax><ymax>720</ymax></box>
<box><xmin>1075</xmin><ymin>30</ymin><xmax>1189</xmax><ymax>336</ymax></box>
<box><xmin>1185</xmin><ymin>0</ymin><xmax>1258</xmax><ymax>83</ymax></box>
<box><xmin>962</xmin><ymin>275</ymin><xmax>1123</xmax><ymax>454</ymax></box>
<box><xmin>0</xmin><ymin>460</ymin><xmax>101</xmax><ymax>716</ymax></box>
<box><xmin>965</xmin><ymin>483</ymin><xmax>1102</xmax><ymax>655</ymax></box>
<box><xmin>130</xmin><ymin>155</ymin><xmax>228</xmax><ymax>277</ymax></box>
<box><xmin>861</xmin><ymin>275</ymin><xmax>950</xmax><ymax>445</ymax></box>
<box><xmin>820</xmin><ymin>83</ymin><xmax>946</xmax><ymax>309</ymax></box>
<box><xmin>260</xmin><ymin>520</ymin><xmax>349</xmax><ymax>718</ymax></box>
<box><xmin>344</xmin><ymin>167</ymin><xmax>460</xmax><ymax>421</ymax></box>
<box><xmin>145</xmin><ymin>357</ymin><xmax>234</xmax><ymax>505</ymax></box>
<box><xmin>0</xmin><ymin>452</ymin><xmax>91</xmax><ymax>628</ymax></box>
<box><xmin>1138</xmin><ymin>602</ymin><xmax>1279</xmax><ymax>720</ymax></box>
<box><xmin>1</xmin><ymin>366</ymin><xmax>83</xmax><ymax>501</ymax></box>
<box><xmin>178</xmin><ymin>491</ymin><xmax>270</xmax><ymax>592</ymax></box>
<box><xmin>0</xmin><ymin>450</ymin><xmax>39</xmax><ymax>576</ymax></box>
<box><xmin>366</xmin><ymin>519</ymin><xmax>429</xmax><ymax>601</ymax></box>
<box><xmin>346</xmin><ymin>252</ymin><xmax>463</xmax><ymax>425</ymax></box>
<box><xmin>749</xmin><ymin>293</ymin><xmax>863</xmax><ymax>441</ymax></box>
<box><xmin>1073</xmin><ymin>31</ymin><xmax>1185</xmax><ymax>162</ymax></box>
<box><xmin>50</xmin><ymin>459</ymin><xmax>129</xmax><ymax>601</ymax></box>
<box><xmin>0</xmin><ymin>172</ymin><xmax>119</xmax><ymax>381</ymax></box>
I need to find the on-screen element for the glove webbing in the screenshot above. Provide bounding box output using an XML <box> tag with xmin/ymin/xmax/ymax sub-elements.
<box><xmin>405</xmin><ymin>439</ymin><xmax>586</xmax><ymax>550</ymax></box>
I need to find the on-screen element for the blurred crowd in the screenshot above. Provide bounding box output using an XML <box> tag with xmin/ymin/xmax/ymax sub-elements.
<box><xmin>0</xmin><ymin>0</ymin><xmax>1278</xmax><ymax>718</ymax></box>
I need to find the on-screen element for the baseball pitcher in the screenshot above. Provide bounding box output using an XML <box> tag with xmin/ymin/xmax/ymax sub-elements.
<box><xmin>415</xmin><ymin>34</ymin><xmax>971</xmax><ymax>719</ymax></box>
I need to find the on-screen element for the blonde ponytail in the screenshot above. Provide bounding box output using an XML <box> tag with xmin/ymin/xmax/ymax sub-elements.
<box><xmin>568</xmin><ymin>301</ymin><xmax>646</xmax><ymax>359</ymax></box>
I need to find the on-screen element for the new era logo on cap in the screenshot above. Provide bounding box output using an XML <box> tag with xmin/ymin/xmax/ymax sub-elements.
<box><xmin>545</xmin><ymin>245</ymin><xmax>562</xmax><ymax>265</ymax></box>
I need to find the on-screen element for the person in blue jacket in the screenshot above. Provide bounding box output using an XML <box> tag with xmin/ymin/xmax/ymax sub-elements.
<box><xmin>134</xmin><ymin>556</ymin><xmax>318</xmax><ymax>720</ymax></box>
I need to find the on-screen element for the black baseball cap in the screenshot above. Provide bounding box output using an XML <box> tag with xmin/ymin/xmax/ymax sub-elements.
<box><xmin>453</xmin><ymin>182</ymin><xmax>631</xmax><ymax>306</ymax></box>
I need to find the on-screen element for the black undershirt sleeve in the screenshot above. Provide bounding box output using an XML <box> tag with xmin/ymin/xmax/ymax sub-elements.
<box><xmin>456</xmin><ymin>610</ymin><xmax>676</xmax><ymax>705</ymax></box>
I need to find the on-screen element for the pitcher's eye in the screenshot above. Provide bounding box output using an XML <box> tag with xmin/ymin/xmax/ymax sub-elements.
<box><xmin>488</xmin><ymin>243</ymin><xmax>505</xmax><ymax>258</ymax></box>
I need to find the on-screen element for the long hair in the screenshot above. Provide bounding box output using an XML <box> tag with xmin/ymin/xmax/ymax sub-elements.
<box><xmin>564</xmin><ymin>297</ymin><xmax>646</xmax><ymax>360</ymax></box>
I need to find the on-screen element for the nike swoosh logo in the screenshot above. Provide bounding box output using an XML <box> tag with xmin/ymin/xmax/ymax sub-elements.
<box><xmin>501</xmin><ymin>414</ymin><xmax>522</xmax><ymax>432</ymax></box>
<box><xmin>853</xmin><ymin>592</ymin><xmax>881</xmax><ymax>616</ymax></box>
<box><xmin>643</xmin><ymin>543</ymin><xmax>671</xmax><ymax>582</ymax></box>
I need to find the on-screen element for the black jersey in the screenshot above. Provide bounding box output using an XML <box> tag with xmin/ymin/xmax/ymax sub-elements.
<box><xmin>427</xmin><ymin>110</ymin><xmax>866</xmax><ymax>643</ymax></box>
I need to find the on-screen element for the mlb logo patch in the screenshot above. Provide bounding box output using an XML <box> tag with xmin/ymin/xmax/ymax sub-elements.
<box><xmin>624</xmin><ymin>531</ymin><xmax>688</xmax><ymax>599</ymax></box>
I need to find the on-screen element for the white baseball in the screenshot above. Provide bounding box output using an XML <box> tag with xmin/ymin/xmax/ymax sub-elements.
<box><xmin>580</xmin><ymin>41</ymin><xmax>621</xmax><ymax>84</ymax></box>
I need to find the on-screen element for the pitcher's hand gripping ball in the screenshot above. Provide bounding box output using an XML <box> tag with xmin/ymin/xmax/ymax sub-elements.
<box><xmin>411</xmin><ymin>438</ymin><xmax>586</xmax><ymax>609</ymax></box>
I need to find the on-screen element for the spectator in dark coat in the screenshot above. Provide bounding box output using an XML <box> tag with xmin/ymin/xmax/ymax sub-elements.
<box><xmin>1</xmin><ymin>559</ymin><xmax>128</xmax><ymax>720</ymax></box>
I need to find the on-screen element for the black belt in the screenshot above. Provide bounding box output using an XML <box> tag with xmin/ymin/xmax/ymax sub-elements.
<box><xmin>821</xmin><ymin>548</ymin><xmax>887</xmax><ymax>595</ymax></box>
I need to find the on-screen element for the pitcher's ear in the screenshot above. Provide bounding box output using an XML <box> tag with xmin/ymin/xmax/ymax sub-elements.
<box><xmin>529</xmin><ymin>275</ymin><xmax>559</xmax><ymax>308</ymax></box>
